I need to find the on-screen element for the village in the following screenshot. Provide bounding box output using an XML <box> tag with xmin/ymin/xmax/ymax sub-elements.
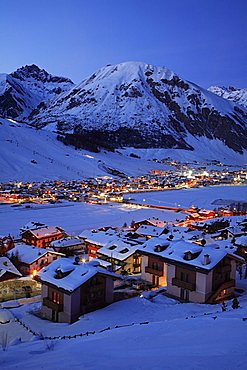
<box><xmin>1</xmin><ymin>200</ymin><xmax>247</xmax><ymax>324</ymax></box>
<box><xmin>0</xmin><ymin>164</ymin><xmax>246</xmax><ymax>207</ymax></box>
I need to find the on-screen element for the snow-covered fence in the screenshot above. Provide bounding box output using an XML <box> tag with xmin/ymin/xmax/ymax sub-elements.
<box><xmin>13</xmin><ymin>311</ymin><xmax>247</xmax><ymax>342</ymax></box>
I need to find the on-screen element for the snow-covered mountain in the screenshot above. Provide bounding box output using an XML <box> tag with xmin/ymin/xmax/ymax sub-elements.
<box><xmin>0</xmin><ymin>65</ymin><xmax>74</xmax><ymax>120</ymax></box>
<box><xmin>29</xmin><ymin>62</ymin><xmax>247</xmax><ymax>154</ymax></box>
<box><xmin>208</xmin><ymin>86</ymin><xmax>247</xmax><ymax>108</ymax></box>
<box><xmin>0</xmin><ymin>117</ymin><xmax>175</xmax><ymax>182</ymax></box>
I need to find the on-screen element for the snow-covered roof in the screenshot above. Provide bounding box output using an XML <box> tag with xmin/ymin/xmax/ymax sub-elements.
<box><xmin>20</xmin><ymin>221</ymin><xmax>47</xmax><ymax>232</ymax></box>
<box><xmin>136</xmin><ymin>225</ymin><xmax>163</xmax><ymax>237</ymax></box>
<box><xmin>7</xmin><ymin>244</ymin><xmax>62</xmax><ymax>264</ymax></box>
<box><xmin>79</xmin><ymin>230</ymin><xmax>117</xmax><ymax>247</ymax></box>
<box><xmin>139</xmin><ymin>238</ymin><xmax>243</xmax><ymax>271</ymax></box>
<box><xmin>50</xmin><ymin>237</ymin><xmax>83</xmax><ymax>248</ymax></box>
<box><xmin>235</xmin><ymin>235</ymin><xmax>247</xmax><ymax>247</ymax></box>
<box><xmin>25</xmin><ymin>226</ymin><xmax>63</xmax><ymax>239</ymax></box>
<box><xmin>98</xmin><ymin>238</ymin><xmax>140</xmax><ymax>261</ymax></box>
<box><xmin>37</xmin><ymin>258</ymin><xmax>119</xmax><ymax>292</ymax></box>
<box><xmin>0</xmin><ymin>257</ymin><xmax>22</xmax><ymax>278</ymax></box>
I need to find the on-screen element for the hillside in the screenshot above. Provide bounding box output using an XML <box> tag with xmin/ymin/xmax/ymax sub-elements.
<box><xmin>0</xmin><ymin>118</ymin><xmax>170</xmax><ymax>182</ymax></box>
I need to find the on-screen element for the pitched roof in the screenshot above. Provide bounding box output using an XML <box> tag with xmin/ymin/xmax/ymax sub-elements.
<box><xmin>25</xmin><ymin>226</ymin><xmax>63</xmax><ymax>239</ymax></box>
<box><xmin>37</xmin><ymin>258</ymin><xmax>119</xmax><ymax>292</ymax></box>
<box><xmin>7</xmin><ymin>243</ymin><xmax>63</xmax><ymax>264</ymax></box>
<box><xmin>139</xmin><ymin>238</ymin><xmax>243</xmax><ymax>271</ymax></box>
<box><xmin>50</xmin><ymin>237</ymin><xmax>83</xmax><ymax>248</ymax></box>
<box><xmin>0</xmin><ymin>257</ymin><xmax>22</xmax><ymax>278</ymax></box>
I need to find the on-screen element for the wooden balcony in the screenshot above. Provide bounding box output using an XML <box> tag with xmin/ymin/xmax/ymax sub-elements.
<box><xmin>43</xmin><ymin>297</ymin><xmax>63</xmax><ymax>312</ymax></box>
<box><xmin>172</xmin><ymin>277</ymin><xmax>195</xmax><ymax>291</ymax></box>
<box><xmin>145</xmin><ymin>266</ymin><xmax>163</xmax><ymax>276</ymax></box>
<box><xmin>133</xmin><ymin>263</ymin><xmax>141</xmax><ymax>268</ymax></box>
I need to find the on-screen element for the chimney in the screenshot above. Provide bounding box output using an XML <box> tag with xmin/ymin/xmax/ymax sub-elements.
<box><xmin>203</xmin><ymin>254</ymin><xmax>210</xmax><ymax>265</ymax></box>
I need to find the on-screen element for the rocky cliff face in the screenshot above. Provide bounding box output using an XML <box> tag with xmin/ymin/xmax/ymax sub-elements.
<box><xmin>30</xmin><ymin>62</ymin><xmax>247</xmax><ymax>153</ymax></box>
<box><xmin>208</xmin><ymin>86</ymin><xmax>247</xmax><ymax>108</ymax></box>
<box><xmin>0</xmin><ymin>64</ymin><xmax>74</xmax><ymax>120</ymax></box>
<box><xmin>1</xmin><ymin>62</ymin><xmax>247</xmax><ymax>154</ymax></box>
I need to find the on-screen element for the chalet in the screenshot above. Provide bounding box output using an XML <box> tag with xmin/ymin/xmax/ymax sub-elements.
<box><xmin>22</xmin><ymin>226</ymin><xmax>64</xmax><ymax>248</ymax></box>
<box><xmin>0</xmin><ymin>257</ymin><xmax>22</xmax><ymax>282</ymax></box>
<box><xmin>198</xmin><ymin>209</ymin><xmax>215</xmax><ymax>219</ymax></box>
<box><xmin>7</xmin><ymin>244</ymin><xmax>64</xmax><ymax>276</ymax></box>
<box><xmin>135</xmin><ymin>225</ymin><xmax>168</xmax><ymax>240</ymax></box>
<box><xmin>234</xmin><ymin>235</ymin><xmax>247</xmax><ymax>259</ymax></box>
<box><xmin>37</xmin><ymin>258</ymin><xmax>119</xmax><ymax>323</ymax></box>
<box><xmin>192</xmin><ymin>218</ymin><xmax>230</xmax><ymax>234</ymax></box>
<box><xmin>50</xmin><ymin>237</ymin><xmax>85</xmax><ymax>256</ymax></box>
<box><xmin>132</xmin><ymin>218</ymin><xmax>167</xmax><ymax>231</ymax></box>
<box><xmin>97</xmin><ymin>238</ymin><xmax>142</xmax><ymax>274</ymax></box>
<box><xmin>79</xmin><ymin>229</ymin><xmax>117</xmax><ymax>258</ymax></box>
<box><xmin>139</xmin><ymin>238</ymin><xmax>243</xmax><ymax>303</ymax></box>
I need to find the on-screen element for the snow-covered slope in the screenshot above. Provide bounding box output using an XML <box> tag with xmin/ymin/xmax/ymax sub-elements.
<box><xmin>208</xmin><ymin>86</ymin><xmax>247</xmax><ymax>108</ymax></box>
<box><xmin>0</xmin><ymin>65</ymin><xmax>74</xmax><ymax>121</ymax></box>
<box><xmin>0</xmin><ymin>118</ymin><xmax>171</xmax><ymax>182</ymax></box>
<box><xmin>30</xmin><ymin>61</ymin><xmax>247</xmax><ymax>153</ymax></box>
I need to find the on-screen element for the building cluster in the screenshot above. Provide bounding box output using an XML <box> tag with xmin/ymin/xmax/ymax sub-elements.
<box><xmin>0</xmin><ymin>165</ymin><xmax>246</xmax><ymax>205</ymax></box>
<box><xmin>0</xmin><ymin>213</ymin><xmax>247</xmax><ymax>323</ymax></box>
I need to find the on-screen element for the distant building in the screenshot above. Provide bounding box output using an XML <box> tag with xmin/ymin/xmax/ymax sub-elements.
<box><xmin>0</xmin><ymin>257</ymin><xmax>22</xmax><ymax>282</ymax></box>
<box><xmin>22</xmin><ymin>226</ymin><xmax>64</xmax><ymax>248</ymax></box>
<box><xmin>50</xmin><ymin>237</ymin><xmax>85</xmax><ymax>256</ymax></box>
<box><xmin>7</xmin><ymin>243</ymin><xmax>64</xmax><ymax>276</ymax></box>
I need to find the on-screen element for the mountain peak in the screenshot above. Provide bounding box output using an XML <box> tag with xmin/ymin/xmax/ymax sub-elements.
<box><xmin>208</xmin><ymin>85</ymin><xmax>247</xmax><ymax>108</ymax></box>
<box><xmin>10</xmin><ymin>64</ymin><xmax>73</xmax><ymax>84</ymax></box>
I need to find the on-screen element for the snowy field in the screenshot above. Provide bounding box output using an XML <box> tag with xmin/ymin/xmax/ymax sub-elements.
<box><xmin>0</xmin><ymin>202</ymin><xmax>184</xmax><ymax>236</ymax></box>
<box><xmin>1</xmin><ymin>277</ymin><xmax>247</xmax><ymax>370</ymax></box>
<box><xmin>125</xmin><ymin>185</ymin><xmax>247</xmax><ymax>209</ymax></box>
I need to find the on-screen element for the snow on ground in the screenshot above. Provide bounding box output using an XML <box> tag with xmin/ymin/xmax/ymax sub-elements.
<box><xmin>0</xmin><ymin>201</ymin><xmax>184</xmax><ymax>236</ymax></box>
<box><xmin>1</xmin><ymin>277</ymin><xmax>247</xmax><ymax>370</ymax></box>
<box><xmin>121</xmin><ymin>136</ymin><xmax>247</xmax><ymax>165</ymax></box>
<box><xmin>125</xmin><ymin>185</ymin><xmax>247</xmax><ymax>209</ymax></box>
<box><xmin>0</xmin><ymin>118</ymin><xmax>171</xmax><ymax>182</ymax></box>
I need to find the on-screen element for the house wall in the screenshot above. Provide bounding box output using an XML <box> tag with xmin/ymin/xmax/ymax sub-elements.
<box><xmin>41</xmin><ymin>284</ymin><xmax>52</xmax><ymax>320</ymax></box>
<box><xmin>166</xmin><ymin>264</ymin><xmax>211</xmax><ymax>303</ymax></box>
<box><xmin>105</xmin><ymin>277</ymin><xmax>114</xmax><ymax>304</ymax></box>
<box><xmin>141</xmin><ymin>255</ymin><xmax>167</xmax><ymax>287</ymax></box>
<box><xmin>19</xmin><ymin>253</ymin><xmax>61</xmax><ymax>276</ymax></box>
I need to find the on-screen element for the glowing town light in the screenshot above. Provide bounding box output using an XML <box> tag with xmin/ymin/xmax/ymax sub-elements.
<box><xmin>31</xmin><ymin>269</ymin><xmax>38</xmax><ymax>278</ymax></box>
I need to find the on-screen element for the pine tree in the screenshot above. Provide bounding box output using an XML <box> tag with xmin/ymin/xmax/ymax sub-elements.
<box><xmin>232</xmin><ymin>298</ymin><xmax>240</xmax><ymax>309</ymax></box>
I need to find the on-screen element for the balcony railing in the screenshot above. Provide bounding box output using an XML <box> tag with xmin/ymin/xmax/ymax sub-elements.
<box><xmin>43</xmin><ymin>297</ymin><xmax>63</xmax><ymax>312</ymax></box>
<box><xmin>172</xmin><ymin>277</ymin><xmax>196</xmax><ymax>291</ymax></box>
<box><xmin>145</xmin><ymin>266</ymin><xmax>163</xmax><ymax>276</ymax></box>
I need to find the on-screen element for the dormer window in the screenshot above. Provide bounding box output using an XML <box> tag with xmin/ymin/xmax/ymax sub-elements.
<box><xmin>154</xmin><ymin>244</ymin><xmax>168</xmax><ymax>253</ymax></box>
<box><xmin>119</xmin><ymin>248</ymin><xmax>129</xmax><ymax>254</ymax></box>
<box><xmin>184</xmin><ymin>251</ymin><xmax>201</xmax><ymax>261</ymax></box>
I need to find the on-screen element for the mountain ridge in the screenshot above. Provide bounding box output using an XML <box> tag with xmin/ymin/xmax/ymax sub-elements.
<box><xmin>0</xmin><ymin>62</ymin><xmax>247</xmax><ymax>154</ymax></box>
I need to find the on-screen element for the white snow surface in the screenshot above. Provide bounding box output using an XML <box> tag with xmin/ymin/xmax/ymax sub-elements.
<box><xmin>0</xmin><ymin>118</ymin><xmax>171</xmax><ymax>181</ymax></box>
<box><xmin>0</xmin><ymin>201</ymin><xmax>184</xmax><ymax>237</ymax></box>
<box><xmin>125</xmin><ymin>185</ymin><xmax>247</xmax><ymax>209</ymax></box>
<box><xmin>208</xmin><ymin>85</ymin><xmax>247</xmax><ymax>108</ymax></box>
<box><xmin>1</xmin><ymin>277</ymin><xmax>247</xmax><ymax>369</ymax></box>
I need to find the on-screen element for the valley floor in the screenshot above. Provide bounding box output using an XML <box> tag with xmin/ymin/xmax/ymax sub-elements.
<box><xmin>125</xmin><ymin>185</ymin><xmax>247</xmax><ymax>209</ymax></box>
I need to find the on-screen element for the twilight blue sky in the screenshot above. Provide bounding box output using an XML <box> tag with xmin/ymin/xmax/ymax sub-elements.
<box><xmin>1</xmin><ymin>0</ymin><xmax>246</xmax><ymax>87</ymax></box>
